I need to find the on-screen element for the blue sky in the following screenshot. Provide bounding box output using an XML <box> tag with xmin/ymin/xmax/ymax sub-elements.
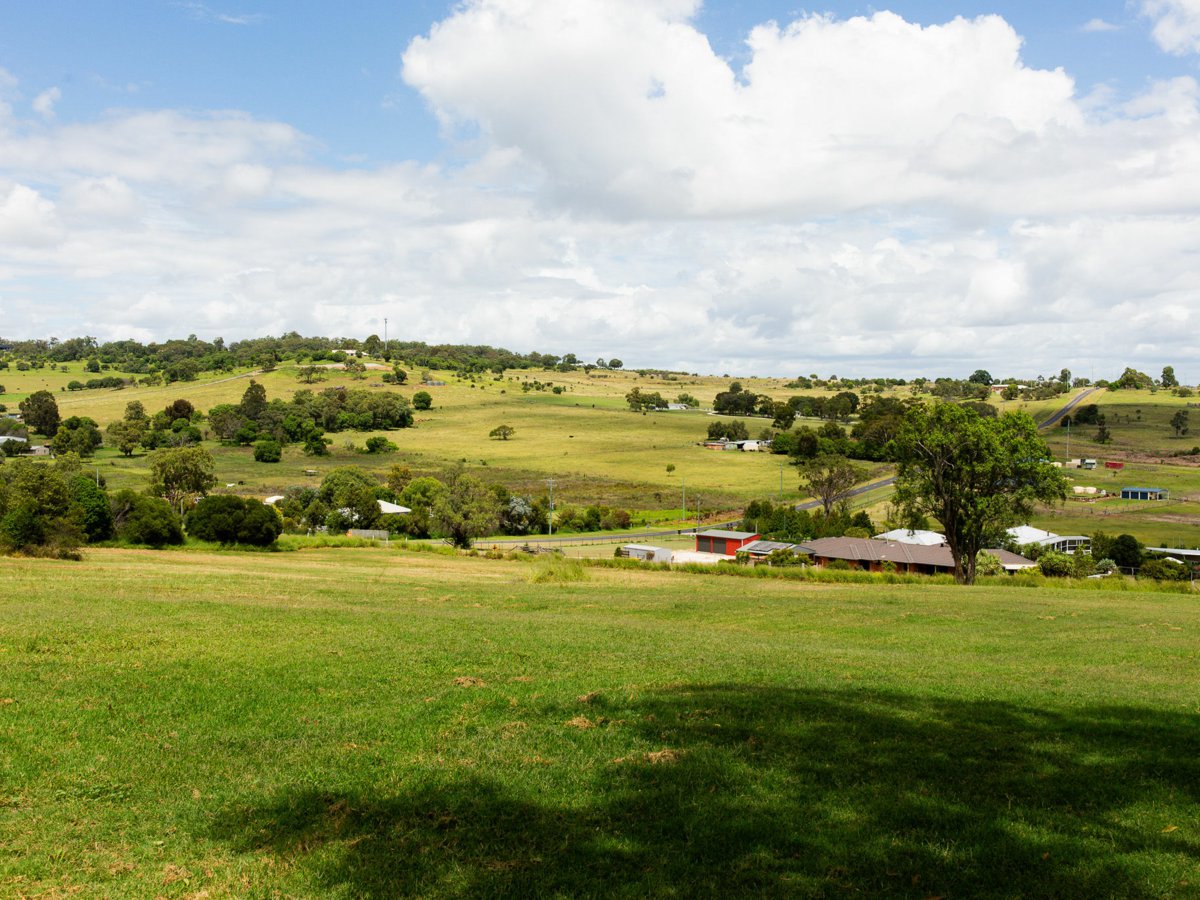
<box><xmin>1</xmin><ymin>1</ymin><xmax>1199</xmax><ymax>378</ymax></box>
<box><xmin>2</xmin><ymin>1</ymin><xmax>1188</xmax><ymax>165</ymax></box>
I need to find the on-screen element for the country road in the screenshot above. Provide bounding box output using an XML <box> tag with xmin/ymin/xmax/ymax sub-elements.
<box><xmin>1038</xmin><ymin>386</ymin><xmax>1100</xmax><ymax>429</ymax></box>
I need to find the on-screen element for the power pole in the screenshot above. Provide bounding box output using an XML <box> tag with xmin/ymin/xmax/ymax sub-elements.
<box><xmin>384</xmin><ymin>317</ymin><xmax>388</xmax><ymax>353</ymax></box>
<box><xmin>681</xmin><ymin>478</ymin><xmax>686</xmax><ymax>526</ymax></box>
<box><xmin>546</xmin><ymin>478</ymin><xmax>556</xmax><ymax>536</ymax></box>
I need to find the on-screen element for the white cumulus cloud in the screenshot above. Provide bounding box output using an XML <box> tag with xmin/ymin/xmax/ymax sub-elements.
<box><xmin>1142</xmin><ymin>0</ymin><xmax>1200</xmax><ymax>54</ymax></box>
<box><xmin>1</xmin><ymin>4</ymin><xmax>1200</xmax><ymax>381</ymax></box>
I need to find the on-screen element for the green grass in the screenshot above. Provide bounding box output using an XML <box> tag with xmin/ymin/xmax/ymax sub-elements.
<box><xmin>2</xmin><ymin>548</ymin><xmax>1200</xmax><ymax>896</ymax></box>
<box><xmin>10</xmin><ymin>366</ymin><xmax>1200</xmax><ymax>542</ymax></box>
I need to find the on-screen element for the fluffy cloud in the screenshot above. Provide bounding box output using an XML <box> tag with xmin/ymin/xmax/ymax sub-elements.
<box><xmin>404</xmin><ymin>5</ymin><xmax>1082</xmax><ymax>218</ymax></box>
<box><xmin>1142</xmin><ymin>0</ymin><xmax>1200</xmax><ymax>54</ymax></box>
<box><xmin>1</xmin><ymin>5</ymin><xmax>1199</xmax><ymax>381</ymax></box>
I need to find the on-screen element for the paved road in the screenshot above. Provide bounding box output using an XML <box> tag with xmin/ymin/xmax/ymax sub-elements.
<box><xmin>1038</xmin><ymin>387</ymin><xmax>1100</xmax><ymax>429</ymax></box>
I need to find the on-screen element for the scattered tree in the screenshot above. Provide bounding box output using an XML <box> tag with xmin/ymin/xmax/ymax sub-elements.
<box><xmin>148</xmin><ymin>446</ymin><xmax>217</xmax><ymax>511</ymax></box>
<box><xmin>431</xmin><ymin>467</ymin><xmax>501</xmax><ymax>548</ymax></box>
<box><xmin>892</xmin><ymin>403</ymin><xmax>1066</xmax><ymax>584</ymax></box>
<box><xmin>413</xmin><ymin>391</ymin><xmax>433</xmax><ymax>411</ymax></box>
<box><xmin>489</xmin><ymin>424</ymin><xmax>515</xmax><ymax>441</ymax></box>
<box><xmin>1170</xmin><ymin>409</ymin><xmax>1189</xmax><ymax>437</ymax></box>
<box><xmin>798</xmin><ymin>454</ymin><xmax>865</xmax><ymax>516</ymax></box>
<box><xmin>18</xmin><ymin>390</ymin><xmax>60</xmax><ymax>436</ymax></box>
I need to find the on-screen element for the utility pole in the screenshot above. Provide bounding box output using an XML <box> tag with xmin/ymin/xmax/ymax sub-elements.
<box><xmin>1065</xmin><ymin>418</ymin><xmax>1070</xmax><ymax>462</ymax></box>
<box><xmin>384</xmin><ymin>317</ymin><xmax>388</xmax><ymax>353</ymax></box>
<box><xmin>546</xmin><ymin>478</ymin><xmax>556</xmax><ymax>536</ymax></box>
<box><xmin>681</xmin><ymin>478</ymin><xmax>686</xmax><ymax>526</ymax></box>
<box><xmin>779</xmin><ymin>462</ymin><xmax>784</xmax><ymax>501</ymax></box>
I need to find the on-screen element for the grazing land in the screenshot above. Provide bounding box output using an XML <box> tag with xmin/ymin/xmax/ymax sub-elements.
<box><xmin>2</xmin><ymin>547</ymin><xmax>1199</xmax><ymax>897</ymax></box>
<box><xmin>4</xmin><ymin>361</ymin><xmax>1200</xmax><ymax>543</ymax></box>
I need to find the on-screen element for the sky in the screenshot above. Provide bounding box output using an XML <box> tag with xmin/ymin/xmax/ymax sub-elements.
<box><xmin>1</xmin><ymin>1</ymin><xmax>1199</xmax><ymax>380</ymax></box>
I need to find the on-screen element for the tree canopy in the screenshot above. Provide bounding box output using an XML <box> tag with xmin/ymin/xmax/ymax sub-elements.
<box><xmin>892</xmin><ymin>404</ymin><xmax>1066</xmax><ymax>584</ymax></box>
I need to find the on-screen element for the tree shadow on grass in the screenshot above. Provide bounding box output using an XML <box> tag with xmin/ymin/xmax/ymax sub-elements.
<box><xmin>206</xmin><ymin>686</ymin><xmax>1200</xmax><ymax>897</ymax></box>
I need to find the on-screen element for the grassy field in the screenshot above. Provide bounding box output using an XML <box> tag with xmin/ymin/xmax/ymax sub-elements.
<box><xmin>2</xmin><ymin>547</ymin><xmax>1199</xmax><ymax>897</ymax></box>
<box><xmin>6</xmin><ymin>363</ymin><xmax>1200</xmax><ymax>543</ymax></box>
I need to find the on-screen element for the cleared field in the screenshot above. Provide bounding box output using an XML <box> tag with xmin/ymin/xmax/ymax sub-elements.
<box><xmin>2</xmin><ymin>548</ymin><xmax>1199</xmax><ymax>897</ymax></box>
<box><xmin>8</xmin><ymin>364</ymin><xmax>1200</xmax><ymax>542</ymax></box>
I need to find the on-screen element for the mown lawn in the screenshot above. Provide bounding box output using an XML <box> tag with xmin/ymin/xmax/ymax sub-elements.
<box><xmin>2</xmin><ymin>548</ymin><xmax>1198</xmax><ymax>897</ymax></box>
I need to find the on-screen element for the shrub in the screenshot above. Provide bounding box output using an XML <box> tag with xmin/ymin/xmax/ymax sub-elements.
<box><xmin>975</xmin><ymin>550</ymin><xmax>1003</xmax><ymax>576</ymax></box>
<box><xmin>1038</xmin><ymin>550</ymin><xmax>1073</xmax><ymax>578</ymax></box>
<box><xmin>364</xmin><ymin>435</ymin><xmax>398</xmax><ymax>454</ymax></box>
<box><xmin>186</xmin><ymin>495</ymin><xmax>282</xmax><ymax>547</ymax></box>
<box><xmin>1138</xmin><ymin>558</ymin><xmax>1189</xmax><ymax>581</ymax></box>
<box><xmin>111</xmin><ymin>490</ymin><xmax>183</xmax><ymax>547</ymax></box>
<box><xmin>413</xmin><ymin>391</ymin><xmax>433</xmax><ymax>410</ymax></box>
<box><xmin>253</xmin><ymin>439</ymin><xmax>282</xmax><ymax>463</ymax></box>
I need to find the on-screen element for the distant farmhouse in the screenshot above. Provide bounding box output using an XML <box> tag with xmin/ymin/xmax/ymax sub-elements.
<box><xmin>799</xmin><ymin>537</ymin><xmax>1036</xmax><ymax>576</ymax></box>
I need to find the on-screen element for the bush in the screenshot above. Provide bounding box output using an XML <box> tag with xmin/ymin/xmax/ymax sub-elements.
<box><xmin>363</xmin><ymin>435</ymin><xmax>398</xmax><ymax>454</ymax></box>
<box><xmin>1138</xmin><ymin>558</ymin><xmax>1190</xmax><ymax>581</ymax></box>
<box><xmin>253</xmin><ymin>439</ymin><xmax>282</xmax><ymax>463</ymax></box>
<box><xmin>186</xmin><ymin>495</ymin><xmax>282</xmax><ymax>547</ymax></box>
<box><xmin>1038</xmin><ymin>550</ymin><xmax>1073</xmax><ymax>578</ymax></box>
<box><xmin>111</xmin><ymin>490</ymin><xmax>183</xmax><ymax>547</ymax></box>
<box><xmin>975</xmin><ymin>550</ymin><xmax>1003</xmax><ymax>576</ymax></box>
<box><xmin>413</xmin><ymin>391</ymin><xmax>433</xmax><ymax>410</ymax></box>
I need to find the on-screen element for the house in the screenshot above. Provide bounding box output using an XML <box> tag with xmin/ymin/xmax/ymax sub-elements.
<box><xmin>665</xmin><ymin>403</ymin><xmax>691</xmax><ymax>411</ymax></box>
<box><xmin>619</xmin><ymin>544</ymin><xmax>673</xmax><ymax>562</ymax></box>
<box><xmin>798</xmin><ymin>537</ymin><xmax>1035</xmax><ymax>575</ymax></box>
<box><xmin>1121</xmin><ymin>487</ymin><xmax>1169</xmax><ymax>501</ymax></box>
<box><xmin>694</xmin><ymin>529</ymin><xmax>759</xmax><ymax>556</ymax></box>
<box><xmin>873</xmin><ymin>528</ymin><xmax>946</xmax><ymax>546</ymax></box>
<box><xmin>1006</xmin><ymin>525</ymin><xmax>1090</xmax><ymax>555</ymax></box>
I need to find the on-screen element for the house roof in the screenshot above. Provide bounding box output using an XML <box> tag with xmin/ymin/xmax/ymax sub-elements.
<box><xmin>1122</xmin><ymin>486</ymin><xmax>1167</xmax><ymax>492</ymax></box>
<box><xmin>874</xmin><ymin>528</ymin><xmax>945</xmax><ymax>545</ymax></box>
<box><xmin>696</xmin><ymin>530</ymin><xmax>758</xmax><ymax>541</ymax></box>
<box><xmin>0</xmin><ymin>435</ymin><xmax>28</xmax><ymax>443</ymax></box>
<box><xmin>1007</xmin><ymin>525</ymin><xmax>1058</xmax><ymax>544</ymax></box>
<box><xmin>377</xmin><ymin>500</ymin><xmax>411</xmax><ymax>515</ymax></box>
<box><xmin>741</xmin><ymin>540</ymin><xmax>798</xmax><ymax>555</ymax></box>
<box><xmin>798</xmin><ymin>537</ymin><xmax>1035</xmax><ymax>570</ymax></box>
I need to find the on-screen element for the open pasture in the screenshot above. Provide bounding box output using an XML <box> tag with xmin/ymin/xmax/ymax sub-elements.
<box><xmin>2</xmin><ymin>547</ymin><xmax>1199</xmax><ymax>897</ymax></box>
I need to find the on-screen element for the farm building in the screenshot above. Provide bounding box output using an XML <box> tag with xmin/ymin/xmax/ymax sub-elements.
<box><xmin>694</xmin><ymin>530</ymin><xmax>759</xmax><ymax>556</ymax></box>
<box><xmin>1120</xmin><ymin>487</ymin><xmax>1169</xmax><ymax>501</ymax></box>
<box><xmin>619</xmin><ymin>544</ymin><xmax>674</xmax><ymax>562</ymax></box>
<box><xmin>798</xmin><ymin>537</ymin><xmax>1035</xmax><ymax>575</ymax></box>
